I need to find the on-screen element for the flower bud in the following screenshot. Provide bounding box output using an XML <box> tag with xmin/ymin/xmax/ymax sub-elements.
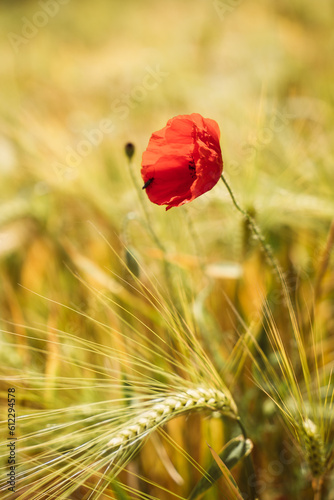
<box><xmin>125</xmin><ymin>142</ymin><xmax>135</xmax><ymax>159</ymax></box>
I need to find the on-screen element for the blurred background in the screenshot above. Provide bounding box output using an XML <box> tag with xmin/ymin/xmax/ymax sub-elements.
<box><xmin>1</xmin><ymin>0</ymin><xmax>334</xmax><ymax>347</ymax></box>
<box><xmin>1</xmin><ymin>0</ymin><xmax>334</xmax><ymax>268</ymax></box>
<box><xmin>1</xmin><ymin>0</ymin><xmax>334</xmax><ymax>498</ymax></box>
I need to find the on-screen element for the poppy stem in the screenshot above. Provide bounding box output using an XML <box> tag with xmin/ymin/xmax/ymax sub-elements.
<box><xmin>220</xmin><ymin>174</ymin><xmax>283</xmax><ymax>285</ymax></box>
<box><xmin>127</xmin><ymin>155</ymin><xmax>165</xmax><ymax>254</ymax></box>
<box><xmin>126</xmin><ymin>152</ymin><xmax>176</xmax><ymax>296</ymax></box>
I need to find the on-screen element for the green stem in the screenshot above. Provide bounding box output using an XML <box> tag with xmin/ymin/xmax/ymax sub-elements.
<box><xmin>221</xmin><ymin>174</ymin><xmax>283</xmax><ymax>286</ymax></box>
<box><xmin>126</xmin><ymin>155</ymin><xmax>175</xmax><ymax>298</ymax></box>
<box><xmin>312</xmin><ymin>477</ymin><xmax>323</xmax><ymax>500</ymax></box>
<box><xmin>237</xmin><ymin>419</ymin><xmax>258</xmax><ymax>500</ymax></box>
<box><xmin>127</xmin><ymin>157</ymin><xmax>166</xmax><ymax>254</ymax></box>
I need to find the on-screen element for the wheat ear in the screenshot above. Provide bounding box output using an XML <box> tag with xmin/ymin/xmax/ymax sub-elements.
<box><xmin>301</xmin><ymin>419</ymin><xmax>326</xmax><ymax>479</ymax></box>
<box><xmin>108</xmin><ymin>386</ymin><xmax>237</xmax><ymax>452</ymax></box>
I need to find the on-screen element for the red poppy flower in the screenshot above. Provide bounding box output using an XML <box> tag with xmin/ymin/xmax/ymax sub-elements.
<box><xmin>141</xmin><ymin>113</ymin><xmax>223</xmax><ymax>210</ymax></box>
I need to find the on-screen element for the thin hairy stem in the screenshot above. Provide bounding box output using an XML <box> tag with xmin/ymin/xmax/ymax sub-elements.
<box><xmin>126</xmin><ymin>153</ymin><xmax>176</xmax><ymax>296</ymax></box>
<box><xmin>221</xmin><ymin>174</ymin><xmax>283</xmax><ymax>285</ymax></box>
<box><xmin>127</xmin><ymin>155</ymin><xmax>165</xmax><ymax>254</ymax></box>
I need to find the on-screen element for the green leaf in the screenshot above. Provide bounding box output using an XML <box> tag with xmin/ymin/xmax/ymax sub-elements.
<box><xmin>188</xmin><ymin>436</ymin><xmax>253</xmax><ymax>500</ymax></box>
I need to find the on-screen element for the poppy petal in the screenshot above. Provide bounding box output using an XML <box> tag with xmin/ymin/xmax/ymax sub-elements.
<box><xmin>141</xmin><ymin>113</ymin><xmax>223</xmax><ymax>210</ymax></box>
